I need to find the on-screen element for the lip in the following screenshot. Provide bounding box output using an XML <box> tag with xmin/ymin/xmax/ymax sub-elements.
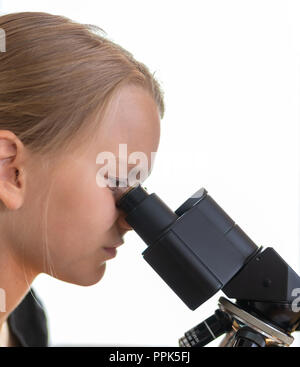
<box><xmin>102</xmin><ymin>240</ymin><xmax>124</xmax><ymax>259</ymax></box>
<box><xmin>103</xmin><ymin>247</ymin><xmax>117</xmax><ymax>259</ymax></box>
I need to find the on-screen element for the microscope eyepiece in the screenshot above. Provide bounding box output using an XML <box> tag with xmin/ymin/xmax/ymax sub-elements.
<box><xmin>116</xmin><ymin>183</ymin><xmax>148</xmax><ymax>214</ymax></box>
<box><xmin>116</xmin><ymin>183</ymin><xmax>178</xmax><ymax>246</ymax></box>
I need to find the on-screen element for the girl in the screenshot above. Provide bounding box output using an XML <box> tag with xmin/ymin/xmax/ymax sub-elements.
<box><xmin>0</xmin><ymin>11</ymin><xmax>164</xmax><ymax>346</ymax></box>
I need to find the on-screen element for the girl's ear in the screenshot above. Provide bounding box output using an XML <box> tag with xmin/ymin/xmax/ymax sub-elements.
<box><xmin>0</xmin><ymin>130</ymin><xmax>25</xmax><ymax>210</ymax></box>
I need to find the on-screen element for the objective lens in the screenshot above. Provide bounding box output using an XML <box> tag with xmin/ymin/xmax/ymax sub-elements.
<box><xmin>179</xmin><ymin>310</ymin><xmax>232</xmax><ymax>347</ymax></box>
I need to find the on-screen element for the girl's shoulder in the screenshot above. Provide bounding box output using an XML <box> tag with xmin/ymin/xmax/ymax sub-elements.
<box><xmin>7</xmin><ymin>287</ymin><xmax>49</xmax><ymax>347</ymax></box>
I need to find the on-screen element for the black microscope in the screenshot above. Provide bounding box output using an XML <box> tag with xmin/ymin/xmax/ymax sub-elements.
<box><xmin>116</xmin><ymin>184</ymin><xmax>300</xmax><ymax>347</ymax></box>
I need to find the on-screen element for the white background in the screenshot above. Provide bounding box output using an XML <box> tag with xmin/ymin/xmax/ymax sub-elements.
<box><xmin>0</xmin><ymin>0</ymin><xmax>300</xmax><ymax>347</ymax></box>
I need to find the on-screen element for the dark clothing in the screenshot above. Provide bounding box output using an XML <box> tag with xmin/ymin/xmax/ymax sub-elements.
<box><xmin>7</xmin><ymin>287</ymin><xmax>49</xmax><ymax>347</ymax></box>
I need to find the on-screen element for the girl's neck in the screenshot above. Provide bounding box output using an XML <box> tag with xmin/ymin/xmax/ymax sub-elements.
<box><xmin>0</xmin><ymin>244</ymin><xmax>37</xmax><ymax>338</ymax></box>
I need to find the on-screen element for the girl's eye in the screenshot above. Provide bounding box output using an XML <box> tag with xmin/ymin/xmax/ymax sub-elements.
<box><xmin>107</xmin><ymin>177</ymin><xmax>127</xmax><ymax>194</ymax></box>
<box><xmin>107</xmin><ymin>178</ymin><xmax>119</xmax><ymax>191</ymax></box>
<box><xmin>112</xmin><ymin>180</ymin><xmax>120</xmax><ymax>192</ymax></box>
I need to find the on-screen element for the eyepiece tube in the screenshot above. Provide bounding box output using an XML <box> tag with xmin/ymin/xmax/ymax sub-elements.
<box><xmin>116</xmin><ymin>184</ymin><xmax>178</xmax><ymax>246</ymax></box>
<box><xmin>116</xmin><ymin>183</ymin><xmax>148</xmax><ymax>214</ymax></box>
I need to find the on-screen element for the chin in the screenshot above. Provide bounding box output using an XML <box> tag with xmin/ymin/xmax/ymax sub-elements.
<box><xmin>53</xmin><ymin>262</ymin><xmax>107</xmax><ymax>286</ymax></box>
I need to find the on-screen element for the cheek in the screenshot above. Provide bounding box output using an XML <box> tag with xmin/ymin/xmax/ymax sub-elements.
<box><xmin>45</xmin><ymin>172</ymin><xmax>118</xmax><ymax>255</ymax></box>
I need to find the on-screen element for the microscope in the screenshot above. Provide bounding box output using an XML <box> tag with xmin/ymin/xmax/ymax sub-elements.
<box><xmin>116</xmin><ymin>184</ymin><xmax>300</xmax><ymax>347</ymax></box>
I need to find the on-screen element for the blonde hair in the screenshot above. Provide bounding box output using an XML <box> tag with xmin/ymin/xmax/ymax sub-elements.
<box><xmin>0</xmin><ymin>11</ymin><xmax>165</xmax><ymax>160</ymax></box>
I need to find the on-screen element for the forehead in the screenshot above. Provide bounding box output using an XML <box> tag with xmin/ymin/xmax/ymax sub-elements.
<box><xmin>95</xmin><ymin>84</ymin><xmax>161</xmax><ymax>156</ymax></box>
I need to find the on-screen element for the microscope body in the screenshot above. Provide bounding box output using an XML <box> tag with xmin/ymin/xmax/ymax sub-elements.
<box><xmin>116</xmin><ymin>184</ymin><xmax>300</xmax><ymax>346</ymax></box>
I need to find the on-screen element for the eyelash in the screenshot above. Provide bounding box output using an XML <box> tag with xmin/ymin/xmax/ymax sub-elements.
<box><xmin>107</xmin><ymin>178</ymin><xmax>121</xmax><ymax>193</ymax></box>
